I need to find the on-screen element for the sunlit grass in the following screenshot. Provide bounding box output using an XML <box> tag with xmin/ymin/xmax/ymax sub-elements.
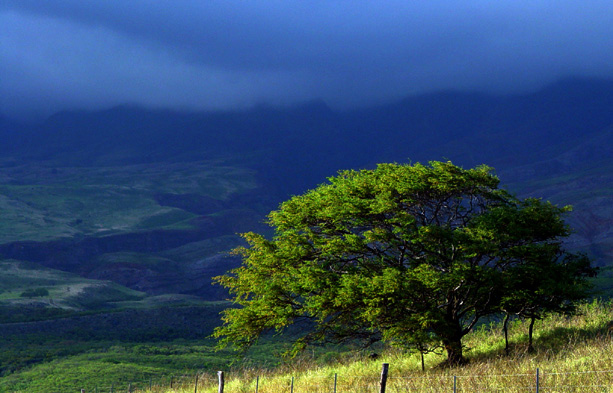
<box><xmin>163</xmin><ymin>300</ymin><xmax>613</xmax><ymax>393</ymax></box>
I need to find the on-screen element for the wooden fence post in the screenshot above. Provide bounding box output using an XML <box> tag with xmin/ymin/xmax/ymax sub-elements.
<box><xmin>334</xmin><ymin>373</ymin><xmax>337</xmax><ymax>393</ymax></box>
<box><xmin>218</xmin><ymin>371</ymin><xmax>225</xmax><ymax>393</ymax></box>
<box><xmin>379</xmin><ymin>363</ymin><xmax>389</xmax><ymax>393</ymax></box>
<box><xmin>290</xmin><ymin>376</ymin><xmax>294</xmax><ymax>393</ymax></box>
<box><xmin>255</xmin><ymin>375</ymin><xmax>259</xmax><ymax>393</ymax></box>
<box><xmin>194</xmin><ymin>373</ymin><xmax>199</xmax><ymax>393</ymax></box>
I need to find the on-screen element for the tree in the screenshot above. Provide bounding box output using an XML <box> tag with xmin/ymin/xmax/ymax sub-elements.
<box><xmin>500</xmin><ymin>252</ymin><xmax>595</xmax><ymax>353</ymax></box>
<box><xmin>214</xmin><ymin>161</ymin><xmax>594</xmax><ymax>365</ymax></box>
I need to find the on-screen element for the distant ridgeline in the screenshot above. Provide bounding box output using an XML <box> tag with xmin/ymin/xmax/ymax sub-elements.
<box><xmin>0</xmin><ymin>77</ymin><xmax>611</xmax><ymax>302</ymax></box>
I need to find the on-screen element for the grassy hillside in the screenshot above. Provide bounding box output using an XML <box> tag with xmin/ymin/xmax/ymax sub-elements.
<box><xmin>195</xmin><ymin>300</ymin><xmax>613</xmax><ymax>393</ymax></box>
<box><xmin>0</xmin><ymin>79</ymin><xmax>611</xmax><ymax>391</ymax></box>
<box><xmin>0</xmin><ymin>159</ymin><xmax>266</xmax><ymax>300</ymax></box>
<box><xmin>0</xmin><ymin>161</ymin><xmax>257</xmax><ymax>243</ymax></box>
<box><xmin>0</xmin><ymin>259</ymin><xmax>146</xmax><ymax>313</ymax></box>
<box><xmin>0</xmin><ymin>301</ymin><xmax>284</xmax><ymax>393</ymax></box>
<box><xmin>1</xmin><ymin>300</ymin><xmax>613</xmax><ymax>392</ymax></box>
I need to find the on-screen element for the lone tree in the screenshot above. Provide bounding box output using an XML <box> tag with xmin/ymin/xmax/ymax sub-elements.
<box><xmin>214</xmin><ymin>161</ymin><xmax>594</xmax><ymax>365</ymax></box>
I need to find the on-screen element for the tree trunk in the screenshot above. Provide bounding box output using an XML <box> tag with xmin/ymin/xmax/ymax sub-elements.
<box><xmin>527</xmin><ymin>317</ymin><xmax>536</xmax><ymax>353</ymax></box>
<box><xmin>438</xmin><ymin>318</ymin><xmax>468</xmax><ymax>366</ymax></box>
<box><xmin>443</xmin><ymin>337</ymin><xmax>465</xmax><ymax>365</ymax></box>
<box><xmin>503</xmin><ymin>313</ymin><xmax>510</xmax><ymax>355</ymax></box>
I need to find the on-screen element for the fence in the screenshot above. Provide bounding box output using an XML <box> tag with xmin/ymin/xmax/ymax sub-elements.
<box><xmin>72</xmin><ymin>364</ymin><xmax>613</xmax><ymax>392</ymax></box>
<box><xmin>212</xmin><ymin>365</ymin><xmax>613</xmax><ymax>393</ymax></box>
<box><xmin>74</xmin><ymin>372</ymin><xmax>219</xmax><ymax>393</ymax></box>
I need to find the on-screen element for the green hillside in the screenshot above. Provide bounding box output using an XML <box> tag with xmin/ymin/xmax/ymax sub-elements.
<box><xmin>0</xmin><ymin>302</ymin><xmax>236</xmax><ymax>391</ymax></box>
<box><xmin>0</xmin><ymin>161</ymin><xmax>257</xmax><ymax>243</ymax></box>
<box><xmin>194</xmin><ymin>302</ymin><xmax>613</xmax><ymax>393</ymax></box>
<box><xmin>0</xmin><ymin>79</ymin><xmax>611</xmax><ymax>391</ymax></box>
<box><xmin>1</xmin><ymin>300</ymin><xmax>613</xmax><ymax>392</ymax></box>
<box><xmin>0</xmin><ymin>259</ymin><xmax>145</xmax><ymax>313</ymax></box>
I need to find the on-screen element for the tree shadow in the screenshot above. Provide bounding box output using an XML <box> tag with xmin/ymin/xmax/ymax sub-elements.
<box><xmin>530</xmin><ymin>323</ymin><xmax>609</xmax><ymax>353</ymax></box>
<box><xmin>467</xmin><ymin>319</ymin><xmax>611</xmax><ymax>363</ymax></box>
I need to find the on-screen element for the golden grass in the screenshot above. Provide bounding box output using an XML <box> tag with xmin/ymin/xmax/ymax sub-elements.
<box><xmin>152</xmin><ymin>300</ymin><xmax>613</xmax><ymax>392</ymax></box>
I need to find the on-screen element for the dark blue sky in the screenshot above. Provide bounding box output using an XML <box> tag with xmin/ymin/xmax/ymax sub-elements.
<box><xmin>2</xmin><ymin>1</ymin><xmax>613</xmax><ymax>121</ymax></box>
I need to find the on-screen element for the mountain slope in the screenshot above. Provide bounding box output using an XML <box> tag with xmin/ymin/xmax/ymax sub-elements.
<box><xmin>0</xmin><ymin>77</ymin><xmax>611</xmax><ymax>301</ymax></box>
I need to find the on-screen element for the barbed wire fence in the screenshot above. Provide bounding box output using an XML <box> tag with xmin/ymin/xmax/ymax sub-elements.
<box><xmin>74</xmin><ymin>372</ymin><xmax>219</xmax><ymax>393</ymax></box>
<box><xmin>71</xmin><ymin>364</ymin><xmax>613</xmax><ymax>392</ymax></box>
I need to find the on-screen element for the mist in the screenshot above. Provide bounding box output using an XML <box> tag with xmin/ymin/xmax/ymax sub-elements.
<box><xmin>2</xmin><ymin>1</ymin><xmax>613</xmax><ymax>121</ymax></box>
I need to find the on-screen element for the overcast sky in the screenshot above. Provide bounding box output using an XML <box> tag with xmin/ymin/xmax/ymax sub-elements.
<box><xmin>2</xmin><ymin>1</ymin><xmax>613</xmax><ymax>121</ymax></box>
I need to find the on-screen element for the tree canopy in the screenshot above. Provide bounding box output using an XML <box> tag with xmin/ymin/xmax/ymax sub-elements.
<box><xmin>214</xmin><ymin>161</ymin><xmax>595</xmax><ymax>365</ymax></box>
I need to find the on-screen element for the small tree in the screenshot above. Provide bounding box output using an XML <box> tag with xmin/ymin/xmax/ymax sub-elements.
<box><xmin>501</xmin><ymin>252</ymin><xmax>596</xmax><ymax>353</ymax></box>
<box><xmin>214</xmin><ymin>161</ymin><xmax>594</xmax><ymax>365</ymax></box>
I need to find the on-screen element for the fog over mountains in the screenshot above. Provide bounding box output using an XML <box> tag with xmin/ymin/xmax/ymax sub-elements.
<box><xmin>4</xmin><ymin>1</ymin><xmax>613</xmax><ymax>121</ymax></box>
<box><xmin>0</xmin><ymin>78</ymin><xmax>611</xmax><ymax>299</ymax></box>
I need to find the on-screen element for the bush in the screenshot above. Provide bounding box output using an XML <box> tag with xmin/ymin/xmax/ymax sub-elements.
<box><xmin>20</xmin><ymin>288</ymin><xmax>49</xmax><ymax>298</ymax></box>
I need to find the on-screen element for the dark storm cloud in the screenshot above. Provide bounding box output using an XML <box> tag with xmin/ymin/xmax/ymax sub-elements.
<box><xmin>2</xmin><ymin>1</ymin><xmax>613</xmax><ymax>120</ymax></box>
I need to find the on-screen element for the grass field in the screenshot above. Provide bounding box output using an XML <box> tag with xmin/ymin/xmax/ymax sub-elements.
<box><xmin>0</xmin><ymin>301</ymin><xmax>281</xmax><ymax>393</ymax></box>
<box><xmin>190</xmin><ymin>300</ymin><xmax>613</xmax><ymax>393</ymax></box>
<box><xmin>2</xmin><ymin>300</ymin><xmax>613</xmax><ymax>392</ymax></box>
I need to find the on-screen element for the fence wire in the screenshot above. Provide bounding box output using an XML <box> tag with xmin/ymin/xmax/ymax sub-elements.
<box><xmin>61</xmin><ymin>367</ymin><xmax>613</xmax><ymax>392</ymax></box>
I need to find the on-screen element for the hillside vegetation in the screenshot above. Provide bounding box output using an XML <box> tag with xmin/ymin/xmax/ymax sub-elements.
<box><xmin>0</xmin><ymin>301</ymin><xmax>236</xmax><ymax>392</ymax></box>
<box><xmin>198</xmin><ymin>300</ymin><xmax>613</xmax><ymax>393</ymax></box>
<box><xmin>0</xmin><ymin>78</ymin><xmax>611</xmax><ymax>391</ymax></box>
<box><xmin>0</xmin><ymin>78</ymin><xmax>611</xmax><ymax>303</ymax></box>
<box><xmin>0</xmin><ymin>161</ymin><xmax>265</xmax><ymax>301</ymax></box>
<box><xmin>0</xmin><ymin>161</ymin><xmax>257</xmax><ymax>243</ymax></box>
<box><xmin>1</xmin><ymin>300</ymin><xmax>612</xmax><ymax>392</ymax></box>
